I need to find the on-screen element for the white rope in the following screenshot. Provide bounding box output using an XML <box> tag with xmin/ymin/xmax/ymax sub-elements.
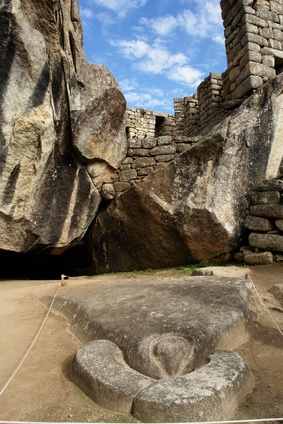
<box><xmin>247</xmin><ymin>274</ymin><xmax>283</xmax><ymax>337</ymax></box>
<box><xmin>0</xmin><ymin>280</ymin><xmax>62</xmax><ymax>397</ymax></box>
<box><xmin>0</xmin><ymin>418</ymin><xmax>282</xmax><ymax>424</ymax></box>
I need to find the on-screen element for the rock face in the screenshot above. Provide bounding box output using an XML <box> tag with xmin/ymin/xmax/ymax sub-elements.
<box><xmin>89</xmin><ymin>74</ymin><xmax>283</xmax><ymax>272</ymax></box>
<box><xmin>0</xmin><ymin>0</ymin><xmax>127</xmax><ymax>255</ymax></box>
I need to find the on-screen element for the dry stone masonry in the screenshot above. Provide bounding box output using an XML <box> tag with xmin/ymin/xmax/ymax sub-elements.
<box><xmin>119</xmin><ymin>0</ymin><xmax>283</xmax><ymax>193</ymax></box>
<box><xmin>235</xmin><ymin>175</ymin><xmax>283</xmax><ymax>265</ymax></box>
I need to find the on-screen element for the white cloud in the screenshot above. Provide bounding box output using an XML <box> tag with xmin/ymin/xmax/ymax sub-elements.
<box><xmin>80</xmin><ymin>7</ymin><xmax>94</xmax><ymax>19</ymax></box>
<box><xmin>119</xmin><ymin>78</ymin><xmax>169</xmax><ymax>111</ymax></box>
<box><xmin>177</xmin><ymin>0</ymin><xmax>224</xmax><ymax>43</ymax></box>
<box><xmin>168</xmin><ymin>65</ymin><xmax>203</xmax><ymax>85</ymax></box>
<box><xmin>138</xmin><ymin>0</ymin><xmax>224</xmax><ymax>44</ymax></box>
<box><xmin>140</xmin><ymin>15</ymin><xmax>178</xmax><ymax>36</ymax></box>
<box><xmin>111</xmin><ymin>37</ymin><xmax>203</xmax><ymax>88</ymax></box>
<box><xmin>89</xmin><ymin>0</ymin><xmax>148</xmax><ymax>18</ymax></box>
<box><xmin>110</xmin><ymin>39</ymin><xmax>149</xmax><ymax>59</ymax></box>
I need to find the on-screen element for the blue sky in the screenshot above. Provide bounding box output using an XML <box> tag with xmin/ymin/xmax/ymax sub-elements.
<box><xmin>78</xmin><ymin>0</ymin><xmax>227</xmax><ymax>115</ymax></box>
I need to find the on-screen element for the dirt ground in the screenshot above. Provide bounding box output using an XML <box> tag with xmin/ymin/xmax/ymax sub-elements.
<box><xmin>0</xmin><ymin>264</ymin><xmax>282</xmax><ymax>423</ymax></box>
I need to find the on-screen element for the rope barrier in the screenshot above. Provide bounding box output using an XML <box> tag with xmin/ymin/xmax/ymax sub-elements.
<box><xmin>247</xmin><ymin>274</ymin><xmax>283</xmax><ymax>337</ymax></box>
<box><xmin>0</xmin><ymin>418</ymin><xmax>282</xmax><ymax>424</ymax></box>
<box><xmin>0</xmin><ymin>279</ymin><xmax>63</xmax><ymax>397</ymax></box>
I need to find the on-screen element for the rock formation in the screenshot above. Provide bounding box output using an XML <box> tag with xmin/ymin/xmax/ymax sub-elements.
<box><xmin>89</xmin><ymin>73</ymin><xmax>283</xmax><ymax>273</ymax></box>
<box><xmin>0</xmin><ymin>0</ymin><xmax>127</xmax><ymax>255</ymax></box>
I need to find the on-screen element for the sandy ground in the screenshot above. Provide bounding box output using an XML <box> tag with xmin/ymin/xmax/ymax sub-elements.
<box><xmin>0</xmin><ymin>265</ymin><xmax>282</xmax><ymax>423</ymax></box>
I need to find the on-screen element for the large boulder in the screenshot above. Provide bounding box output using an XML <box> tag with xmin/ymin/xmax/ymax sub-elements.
<box><xmin>89</xmin><ymin>74</ymin><xmax>283</xmax><ymax>272</ymax></box>
<box><xmin>0</xmin><ymin>0</ymin><xmax>127</xmax><ymax>255</ymax></box>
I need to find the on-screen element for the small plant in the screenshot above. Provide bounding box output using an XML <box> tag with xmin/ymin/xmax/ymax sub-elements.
<box><xmin>177</xmin><ymin>264</ymin><xmax>200</xmax><ymax>273</ymax></box>
<box><xmin>134</xmin><ymin>268</ymin><xmax>157</xmax><ymax>276</ymax></box>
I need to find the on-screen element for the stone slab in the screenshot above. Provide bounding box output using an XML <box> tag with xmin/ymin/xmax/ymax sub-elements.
<box><xmin>250</xmin><ymin>204</ymin><xmax>283</xmax><ymax>219</ymax></box>
<box><xmin>48</xmin><ymin>276</ymin><xmax>254</xmax><ymax>380</ymax></box>
<box><xmin>249</xmin><ymin>232</ymin><xmax>283</xmax><ymax>251</ymax></box>
<box><xmin>133</xmin><ymin>351</ymin><xmax>254</xmax><ymax>423</ymax></box>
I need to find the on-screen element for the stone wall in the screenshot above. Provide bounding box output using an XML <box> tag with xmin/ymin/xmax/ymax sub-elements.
<box><xmin>235</xmin><ymin>176</ymin><xmax>283</xmax><ymax>265</ymax></box>
<box><xmin>174</xmin><ymin>0</ymin><xmax>283</xmax><ymax>135</ymax></box>
<box><xmin>126</xmin><ymin>108</ymin><xmax>175</xmax><ymax>139</ymax></box>
<box><xmin>221</xmin><ymin>0</ymin><xmax>283</xmax><ymax>100</ymax></box>
<box><xmin>102</xmin><ymin>135</ymin><xmax>196</xmax><ymax>198</ymax></box>
<box><xmin>109</xmin><ymin>0</ymin><xmax>283</xmax><ymax>198</ymax></box>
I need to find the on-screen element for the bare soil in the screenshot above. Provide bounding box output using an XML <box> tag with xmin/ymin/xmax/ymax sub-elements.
<box><xmin>0</xmin><ymin>265</ymin><xmax>282</xmax><ymax>423</ymax></box>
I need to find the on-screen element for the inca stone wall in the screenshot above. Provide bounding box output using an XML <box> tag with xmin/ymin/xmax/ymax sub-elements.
<box><xmin>222</xmin><ymin>0</ymin><xmax>283</xmax><ymax>100</ymax></box>
<box><xmin>126</xmin><ymin>108</ymin><xmax>175</xmax><ymax>139</ymax></box>
<box><xmin>103</xmin><ymin>0</ymin><xmax>283</xmax><ymax>198</ymax></box>
<box><xmin>174</xmin><ymin>0</ymin><xmax>283</xmax><ymax>136</ymax></box>
<box><xmin>102</xmin><ymin>134</ymin><xmax>197</xmax><ymax>198</ymax></box>
<box><xmin>235</xmin><ymin>176</ymin><xmax>283</xmax><ymax>265</ymax></box>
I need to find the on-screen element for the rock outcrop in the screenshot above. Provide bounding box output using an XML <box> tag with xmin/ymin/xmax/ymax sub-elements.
<box><xmin>89</xmin><ymin>74</ymin><xmax>283</xmax><ymax>273</ymax></box>
<box><xmin>0</xmin><ymin>0</ymin><xmax>127</xmax><ymax>255</ymax></box>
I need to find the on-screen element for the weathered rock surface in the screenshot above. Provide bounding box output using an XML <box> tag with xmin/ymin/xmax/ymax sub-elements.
<box><xmin>46</xmin><ymin>275</ymin><xmax>253</xmax><ymax>380</ymax></box>
<box><xmin>45</xmin><ymin>275</ymin><xmax>255</xmax><ymax>421</ymax></box>
<box><xmin>89</xmin><ymin>74</ymin><xmax>283</xmax><ymax>272</ymax></box>
<box><xmin>73</xmin><ymin>341</ymin><xmax>254</xmax><ymax>423</ymax></box>
<box><xmin>0</xmin><ymin>0</ymin><xmax>127</xmax><ymax>254</ymax></box>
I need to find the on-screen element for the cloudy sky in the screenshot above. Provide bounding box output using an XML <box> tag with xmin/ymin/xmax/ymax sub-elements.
<box><xmin>77</xmin><ymin>0</ymin><xmax>227</xmax><ymax>114</ymax></box>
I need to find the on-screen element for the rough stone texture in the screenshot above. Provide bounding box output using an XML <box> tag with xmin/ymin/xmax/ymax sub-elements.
<box><xmin>133</xmin><ymin>351</ymin><xmax>254</xmax><ymax>423</ymax></box>
<box><xmin>269</xmin><ymin>284</ymin><xmax>283</xmax><ymax>307</ymax></box>
<box><xmin>72</xmin><ymin>340</ymin><xmax>154</xmax><ymax>414</ymax></box>
<box><xmin>72</xmin><ymin>341</ymin><xmax>254</xmax><ymax>423</ymax></box>
<box><xmin>249</xmin><ymin>233</ymin><xmax>283</xmax><ymax>251</ymax></box>
<box><xmin>89</xmin><ymin>75</ymin><xmax>283</xmax><ymax>272</ymax></box>
<box><xmin>0</xmin><ymin>0</ymin><xmax>127</xmax><ymax>255</ymax></box>
<box><xmin>244</xmin><ymin>251</ymin><xmax>274</xmax><ymax>265</ymax></box>
<box><xmin>235</xmin><ymin>176</ymin><xmax>283</xmax><ymax>264</ymax></box>
<box><xmin>47</xmin><ymin>276</ymin><xmax>253</xmax><ymax>381</ymax></box>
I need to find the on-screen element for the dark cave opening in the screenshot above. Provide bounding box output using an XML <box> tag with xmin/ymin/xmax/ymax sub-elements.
<box><xmin>0</xmin><ymin>244</ymin><xmax>93</xmax><ymax>280</ymax></box>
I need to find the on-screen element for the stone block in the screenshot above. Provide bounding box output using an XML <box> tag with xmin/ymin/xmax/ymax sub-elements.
<box><xmin>268</xmin><ymin>39</ymin><xmax>282</xmax><ymax>50</ymax></box>
<box><xmin>256</xmin><ymin>9</ymin><xmax>279</xmax><ymax>23</ymax></box>
<box><xmin>270</xmin><ymin>1</ymin><xmax>283</xmax><ymax>14</ymax></box>
<box><xmin>101</xmin><ymin>183</ymin><xmax>116</xmax><ymax>200</ymax></box>
<box><xmin>232</xmin><ymin>75</ymin><xmax>263</xmax><ymax>99</ymax></box>
<box><xmin>155</xmin><ymin>154</ymin><xmax>176</xmax><ymax>162</ymax></box>
<box><xmin>128</xmin><ymin>148</ymin><xmax>149</xmax><ymax>157</ymax></box>
<box><xmin>251</xmin><ymin>190</ymin><xmax>281</xmax><ymax>205</ymax></box>
<box><xmin>249</xmin><ymin>233</ymin><xmax>283</xmax><ymax>251</ymax></box>
<box><xmin>250</xmin><ymin>204</ymin><xmax>283</xmax><ymax>219</ymax></box>
<box><xmin>243</xmin><ymin>13</ymin><xmax>268</xmax><ymax>28</ymax></box>
<box><xmin>132</xmin><ymin>157</ymin><xmax>156</xmax><ymax>169</ymax></box>
<box><xmin>240</xmin><ymin>51</ymin><xmax>262</xmax><ymax>69</ymax></box>
<box><xmin>255</xmin><ymin>179</ymin><xmax>283</xmax><ymax>191</ymax></box>
<box><xmin>128</xmin><ymin>138</ymin><xmax>142</xmax><ymax>148</ymax></box>
<box><xmin>244</xmin><ymin>251</ymin><xmax>273</xmax><ymax>265</ymax></box>
<box><xmin>261</xmin><ymin>28</ymin><xmax>273</xmax><ymax>39</ymax></box>
<box><xmin>119</xmin><ymin>169</ymin><xmax>137</xmax><ymax>181</ymax></box>
<box><xmin>142</xmin><ymin>137</ymin><xmax>156</xmax><ymax>149</ymax></box>
<box><xmin>114</xmin><ymin>181</ymin><xmax>131</xmax><ymax>192</ymax></box>
<box><xmin>241</xmin><ymin>32</ymin><xmax>269</xmax><ymax>47</ymax></box>
<box><xmin>138</xmin><ymin>167</ymin><xmax>154</xmax><ymax>176</ymax></box>
<box><xmin>157</xmin><ymin>136</ymin><xmax>173</xmax><ymax>145</ymax></box>
<box><xmin>262</xmin><ymin>55</ymin><xmax>275</xmax><ymax>67</ymax></box>
<box><xmin>150</xmin><ymin>145</ymin><xmax>176</xmax><ymax>156</ymax></box>
<box><xmin>245</xmin><ymin>215</ymin><xmax>273</xmax><ymax>232</ymax></box>
<box><xmin>275</xmin><ymin>219</ymin><xmax>283</xmax><ymax>231</ymax></box>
